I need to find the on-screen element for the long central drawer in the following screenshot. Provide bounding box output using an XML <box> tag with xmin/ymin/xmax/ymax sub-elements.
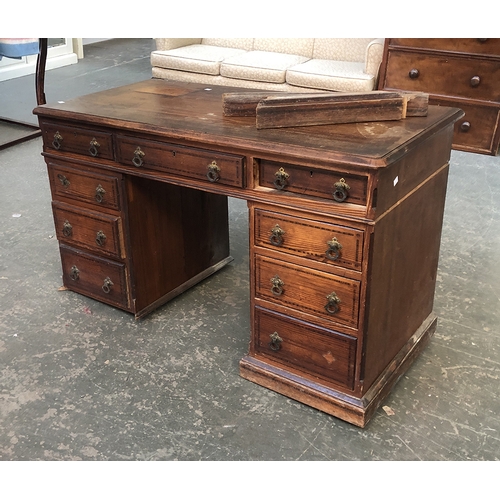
<box><xmin>115</xmin><ymin>135</ymin><xmax>245</xmax><ymax>187</ymax></box>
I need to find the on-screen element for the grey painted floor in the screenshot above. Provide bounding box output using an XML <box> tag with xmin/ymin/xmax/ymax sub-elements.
<box><xmin>1</xmin><ymin>40</ymin><xmax>500</xmax><ymax>467</ymax></box>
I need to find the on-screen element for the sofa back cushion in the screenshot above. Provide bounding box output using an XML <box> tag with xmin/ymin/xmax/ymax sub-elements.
<box><xmin>252</xmin><ymin>38</ymin><xmax>314</xmax><ymax>57</ymax></box>
<box><xmin>202</xmin><ymin>38</ymin><xmax>254</xmax><ymax>50</ymax></box>
<box><xmin>313</xmin><ymin>38</ymin><xmax>376</xmax><ymax>61</ymax></box>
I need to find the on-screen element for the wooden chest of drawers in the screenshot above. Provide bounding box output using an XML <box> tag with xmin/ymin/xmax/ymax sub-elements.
<box><xmin>34</xmin><ymin>80</ymin><xmax>462</xmax><ymax>426</ymax></box>
<box><xmin>378</xmin><ymin>38</ymin><xmax>500</xmax><ymax>155</ymax></box>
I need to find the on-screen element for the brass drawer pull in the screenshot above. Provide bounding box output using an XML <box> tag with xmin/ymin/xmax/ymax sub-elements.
<box><xmin>52</xmin><ymin>131</ymin><xmax>63</xmax><ymax>150</ymax></box>
<box><xmin>270</xmin><ymin>224</ymin><xmax>285</xmax><ymax>246</ymax></box>
<box><xmin>270</xmin><ymin>275</ymin><xmax>284</xmax><ymax>296</ymax></box>
<box><xmin>206</xmin><ymin>160</ymin><xmax>221</xmax><ymax>182</ymax></box>
<box><xmin>62</xmin><ymin>220</ymin><xmax>73</xmax><ymax>238</ymax></box>
<box><xmin>409</xmin><ymin>68</ymin><xmax>420</xmax><ymax>79</ymax></box>
<box><xmin>132</xmin><ymin>146</ymin><xmax>145</xmax><ymax>167</ymax></box>
<box><xmin>333</xmin><ymin>178</ymin><xmax>350</xmax><ymax>202</ymax></box>
<box><xmin>69</xmin><ymin>265</ymin><xmax>79</xmax><ymax>281</ymax></box>
<box><xmin>95</xmin><ymin>230</ymin><xmax>107</xmax><ymax>247</ymax></box>
<box><xmin>102</xmin><ymin>277</ymin><xmax>113</xmax><ymax>294</ymax></box>
<box><xmin>326</xmin><ymin>237</ymin><xmax>342</xmax><ymax>261</ymax></box>
<box><xmin>325</xmin><ymin>292</ymin><xmax>341</xmax><ymax>315</ymax></box>
<box><xmin>470</xmin><ymin>76</ymin><xmax>481</xmax><ymax>87</ymax></box>
<box><xmin>273</xmin><ymin>167</ymin><xmax>289</xmax><ymax>190</ymax></box>
<box><xmin>95</xmin><ymin>184</ymin><xmax>106</xmax><ymax>203</ymax></box>
<box><xmin>57</xmin><ymin>174</ymin><xmax>70</xmax><ymax>187</ymax></box>
<box><xmin>89</xmin><ymin>138</ymin><xmax>100</xmax><ymax>157</ymax></box>
<box><xmin>269</xmin><ymin>332</ymin><xmax>283</xmax><ymax>351</ymax></box>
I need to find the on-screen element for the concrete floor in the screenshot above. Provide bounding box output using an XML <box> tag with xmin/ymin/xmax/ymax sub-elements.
<box><xmin>1</xmin><ymin>39</ymin><xmax>500</xmax><ymax>463</ymax></box>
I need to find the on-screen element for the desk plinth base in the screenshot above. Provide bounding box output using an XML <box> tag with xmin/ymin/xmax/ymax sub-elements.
<box><xmin>240</xmin><ymin>314</ymin><xmax>437</xmax><ymax>427</ymax></box>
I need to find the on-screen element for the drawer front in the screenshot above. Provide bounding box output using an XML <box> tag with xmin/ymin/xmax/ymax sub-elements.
<box><xmin>445</xmin><ymin>101</ymin><xmax>500</xmax><ymax>154</ymax></box>
<box><xmin>40</xmin><ymin>121</ymin><xmax>114</xmax><ymax>159</ymax></box>
<box><xmin>384</xmin><ymin>51</ymin><xmax>500</xmax><ymax>101</ymax></box>
<box><xmin>258</xmin><ymin>159</ymin><xmax>368</xmax><ymax>206</ymax></box>
<box><xmin>60</xmin><ymin>245</ymin><xmax>130</xmax><ymax>309</ymax></box>
<box><xmin>254</xmin><ymin>307</ymin><xmax>356</xmax><ymax>390</ymax></box>
<box><xmin>48</xmin><ymin>162</ymin><xmax>122</xmax><ymax>211</ymax></box>
<box><xmin>115</xmin><ymin>135</ymin><xmax>245</xmax><ymax>188</ymax></box>
<box><xmin>253</xmin><ymin>208</ymin><xmax>364</xmax><ymax>271</ymax></box>
<box><xmin>254</xmin><ymin>254</ymin><xmax>361</xmax><ymax>329</ymax></box>
<box><xmin>52</xmin><ymin>202</ymin><xmax>125</xmax><ymax>259</ymax></box>
<box><xmin>389</xmin><ymin>38</ymin><xmax>500</xmax><ymax>56</ymax></box>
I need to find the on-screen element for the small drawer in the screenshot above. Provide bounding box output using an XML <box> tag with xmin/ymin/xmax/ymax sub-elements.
<box><xmin>258</xmin><ymin>159</ymin><xmax>368</xmax><ymax>206</ymax></box>
<box><xmin>254</xmin><ymin>254</ymin><xmax>361</xmax><ymax>329</ymax></box>
<box><xmin>47</xmin><ymin>162</ymin><xmax>122</xmax><ymax>211</ymax></box>
<box><xmin>52</xmin><ymin>202</ymin><xmax>125</xmax><ymax>259</ymax></box>
<box><xmin>447</xmin><ymin>102</ymin><xmax>500</xmax><ymax>154</ymax></box>
<box><xmin>60</xmin><ymin>245</ymin><xmax>130</xmax><ymax>310</ymax></box>
<box><xmin>254</xmin><ymin>306</ymin><xmax>357</xmax><ymax>390</ymax></box>
<box><xmin>40</xmin><ymin>120</ymin><xmax>114</xmax><ymax>159</ymax></box>
<box><xmin>115</xmin><ymin>135</ymin><xmax>245</xmax><ymax>188</ymax></box>
<box><xmin>253</xmin><ymin>208</ymin><xmax>364</xmax><ymax>271</ymax></box>
<box><xmin>389</xmin><ymin>38</ymin><xmax>500</xmax><ymax>56</ymax></box>
<box><xmin>384</xmin><ymin>51</ymin><xmax>500</xmax><ymax>101</ymax></box>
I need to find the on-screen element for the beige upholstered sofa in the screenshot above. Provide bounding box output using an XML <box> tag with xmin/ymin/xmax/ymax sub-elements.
<box><xmin>151</xmin><ymin>38</ymin><xmax>385</xmax><ymax>93</ymax></box>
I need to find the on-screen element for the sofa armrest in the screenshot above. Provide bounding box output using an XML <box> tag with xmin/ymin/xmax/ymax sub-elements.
<box><xmin>364</xmin><ymin>38</ymin><xmax>384</xmax><ymax>76</ymax></box>
<box><xmin>154</xmin><ymin>38</ymin><xmax>202</xmax><ymax>51</ymax></box>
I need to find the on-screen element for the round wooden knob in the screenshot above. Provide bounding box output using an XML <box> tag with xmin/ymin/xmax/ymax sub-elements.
<box><xmin>477</xmin><ymin>38</ymin><xmax>488</xmax><ymax>43</ymax></box>
<box><xmin>460</xmin><ymin>121</ymin><xmax>471</xmax><ymax>132</ymax></box>
<box><xmin>470</xmin><ymin>76</ymin><xmax>481</xmax><ymax>87</ymax></box>
<box><xmin>409</xmin><ymin>68</ymin><xmax>420</xmax><ymax>79</ymax></box>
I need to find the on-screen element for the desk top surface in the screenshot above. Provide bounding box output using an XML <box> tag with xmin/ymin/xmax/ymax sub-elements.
<box><xmin>34</xmin><ymin>79</ymin><xmax>463</xmax><ymax>168</ymax></box>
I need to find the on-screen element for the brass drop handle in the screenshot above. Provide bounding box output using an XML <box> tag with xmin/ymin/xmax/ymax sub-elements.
<box><xmin>69</xmin><ymin>265</ymin><xmax>79</xmax><ymax>281</ymax></box>
<box><xmin>207</xmin><ymin>160</ymin><xmax>221</xmax><ymax>182</ymax></box>
<box><xmin>269</xmin><ymin>332</ymin><xmax>283</xmax><ymax>351</ymax></box>
<box><xmin>470</xmin><ymin>76</ymin><xmax>481</xmax><ymax>87</ymax></box>
<box><xmin>273</xmin><ymin>167</ymin><xmax>289</xmax><ymax>190</ymax></box>
<box><xmin>270</xmin><ymin>275</ymin><xmax>284</xmax><ymax>296</ymax></box>
<box><xmin>409</xmin><ymin>68</ymin><xmax>420</xmax><ymax>79</ymax></box>
<box><xmin>333</xmin><ymin>178</ymin><xmax>350</xmax><ymax>202</ymax></box>
<box><xmin>95</xmin><ymin>230</ymin><xmax>107</xmax><ymax>247</ymax></box>
<box><xmin>62</xmin><ymin>220</ymin><xmax>73</xmax><ymax>237</ymax></box>
<box><xmin>460</xmin><ymin>121</ymin><xmax>471</xmax><ymax>132</ymax></box>
<box><xmin>52</xmin><ymin>131</ymin><xmax>63</xmax><ymax>150</ymax></box>
<box><xmin>102</xmin><ymin>277</ymin><xmax>113</xmax><ymax>294</ymax></box>
<box><xmin>270</xmin><ymin>224</ymin><xmax>285</xmax><ymax>246</ymax></box>
<box><xmin>89</xmin><ymin>138</ymin><xmax>100</xmax><ymax>157</ymax></box>
<box><xmin>57</xmin><ymin>173</ymin><xmax>70</xmax><ymax>187</ymax></box>
<box><xmin>325</xmin><ymin>292</ymin><xmax>341</xmax><ymax>315</ymax></box>
<box><xmin>132</xmin><ymin>146</ymin><xmax>145</xmax><ymax>167</ymax></box>
<box><xmin>326</xmin><ymin>237</ymin><xmax>342</xmax><ymax>261</ymax></box>
<box><xmin>95</xmin><ymin>184</ymin><xmax>106</xmax><ymax>203</ymax></box>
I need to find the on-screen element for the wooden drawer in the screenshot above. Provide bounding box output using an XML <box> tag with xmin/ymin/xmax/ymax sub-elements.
<box><xmin>59</xmin><ymin>245</ymin><xmax>130</xmax><ymax>310</ymax></box>
<box><xmin>254</xmin><ymin>254</ymin><xmax>361</xmax><ymax>329</ymax></box>
<box><xmin>52</xmin><ymin>201</ymin><xmax>125</xmax><ymax>259</ymax></box>
<box><xmin>254</xmin><ymin>307</ymin><xmax>357</xmax><ymax>390</ymax></box>
<box><xmin>40</xmin><ymin>120</ymin><xmax>114</xmax><ymax>159</ymax></box>
<box><xmin>384</xmin><ymin>50</ymin><xmax>500</xmax><ymax>101</ymax></box>
<box><xmin>253</xmin><ymin>207</ymin><xmax>364</xmax><ymax>271</ymax></box>
<box><xmin>115</xmin><ymin>135</ymin><xmax>245</xmax><ymax>188</ymax></box>
<box><xmin>389</xmin><ymin>38</ymin><xmax>500</xmax><ymax>56</ymax></box>
<box><xmin>441</xmin><ymin>100</ymin><xmax>500</xmax><ymax>154</ymax></box>
<box><xmin>47</xmin><ymin>162</ymin><xmax>122</xmax><ymax>211</ymax></box>
<box><xmin>258</xmin><ymin>159</ymin><xmax>368</xmax><ymax>206</ymax></box>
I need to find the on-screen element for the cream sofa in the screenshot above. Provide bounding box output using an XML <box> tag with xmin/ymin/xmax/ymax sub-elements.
<box><xmin>151</xmin><ymin>38</ymin><xmax>385</xmax><ymax>93</ymax></box>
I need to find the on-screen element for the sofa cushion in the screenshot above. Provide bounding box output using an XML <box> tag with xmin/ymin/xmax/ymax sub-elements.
<box><xmin>286</xmin><ymin>59</ymin><xmax>376</xmax><ymax>92</ymax></box>
<box><xmin>152</xmin><ymin>44</ymin><xmax>247</xmax><ymax>76</ymax></box>
<box><xmin>221</xmin><ymin>51</ymin><xmax>310</xmax><ymax>84</ymax></box>
<box><xmin>253</xmin><ymin>38</ymin><xmax>315</xmax><ymax>58</ymax></box>
<box><xmin>312</xmin><ymin>38</ymin><xmax>376</xmax><ymax>61</ymax></box>
<box><xmin>201</xmin><ymin>38</ymin><xmax>255</xmax><ymax>50</ymax></box>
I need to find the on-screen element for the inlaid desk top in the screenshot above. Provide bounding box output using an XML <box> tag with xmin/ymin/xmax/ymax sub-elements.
<box><xmin>34</xmin><ymin>79</ymin><xmax>462</xmax><ymax>169</ymax></box>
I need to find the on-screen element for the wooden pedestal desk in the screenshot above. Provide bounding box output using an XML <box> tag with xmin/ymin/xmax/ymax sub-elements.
<box><xmin>34</xmin><ymin>80</ymin><xmax>463</xmax><ymax>427</ymax></box>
